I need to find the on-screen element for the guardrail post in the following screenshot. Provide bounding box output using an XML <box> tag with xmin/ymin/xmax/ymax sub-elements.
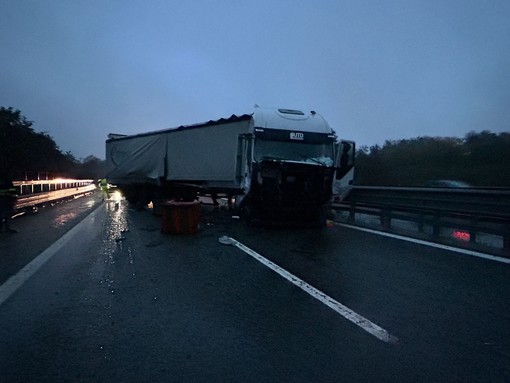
<box><xmin>348</xmin><ymin>203</ymin><xmax>355</xmax><ymax>223</ymax></box>
<box><xmin>433</xmin><ymin>211</ymin><xmax>440</xmax><ymax>238</ymax></box>
<box><xmin>418</xmin><ymin>213</ymin><xmax>424</xmax><ymax>232</ymax></box>
<box><xmin>381</xmin><ymin>207</ymin><xmax>391</xmax><ymax>230</ymax></box>
<box><xmin>470</xmin><ymin>218</ymin><xmax>477</xmax><ymax>245</ymax></box>
<box><xmin>504</xmin><ymin>224</ymin><xmax>510</xmax><ymax>252</ymax></box>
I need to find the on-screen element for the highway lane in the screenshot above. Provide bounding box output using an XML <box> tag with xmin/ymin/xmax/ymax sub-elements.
<box><xmin>0</xmin><ymin>192</ymin><xmax>101</xmax><ymax>286</ymax></box>
<box><xmin>0</xmin><ymin>196</ymin><xmax>509</xmax><ymax>382</ymax></box>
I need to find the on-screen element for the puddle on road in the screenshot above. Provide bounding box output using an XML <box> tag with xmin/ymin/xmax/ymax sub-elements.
<box><xmin>50</xmin><ymin>195</ymin><xmax>99</xmax><ymax>228</ymax></box>
<box><xmin>84</xmin><ymin>199</ymin><xmax>96</xmax><ymax>209</ymax></box>
<box><xmin>99</xmin><ymin>197</ymin><xmax>134</xmax><ymax>298</ymax></box>
<box><xmin>51</xmin><ymin>211</ymin><xmax>78</xmax><ymax>228</ymax></box>
<box><xmin>104</xmin><ymin>200</ymin><xmax>129</xmax><ymax>241</ymax></box>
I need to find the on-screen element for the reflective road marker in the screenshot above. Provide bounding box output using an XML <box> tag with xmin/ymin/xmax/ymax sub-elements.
<box><xmin>219</xmin><ymin>236</ymin><xmax>399</xmax><ymax>344</ymax></box>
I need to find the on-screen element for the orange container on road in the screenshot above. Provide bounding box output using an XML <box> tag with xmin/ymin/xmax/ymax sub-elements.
<box><xmin>160</xmin><ymin>200</ymin><xmax>201</xmax><ymax>234</ymax></box>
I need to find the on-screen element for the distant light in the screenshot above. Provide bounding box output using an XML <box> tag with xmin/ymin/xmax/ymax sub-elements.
<box><xmin>452</xmin><ymin>230</ymin><xmax>470</xmax><ymax>241</ymax></box>
<box><xmin>111</xmin><ymin>190</ymin><xmax>123</xmax><ymax>202</ymax></box>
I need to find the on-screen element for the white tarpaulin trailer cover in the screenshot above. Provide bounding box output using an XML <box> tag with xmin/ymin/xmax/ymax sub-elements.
<box><xmin>106</xmin><ymin>133</ymin><xmax>167</xmax><ymax>184</ymax></box>
<box><xmin>106</xmin><ymin>114</ymin><xmax>252</xmax><ymax>188</ymax></box>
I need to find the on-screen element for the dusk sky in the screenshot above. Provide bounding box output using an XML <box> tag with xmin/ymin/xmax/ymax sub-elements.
<box><xmin>1</xmin><ymin>1</ymin><xmax>509</xmax><ymax>160</ymax></box>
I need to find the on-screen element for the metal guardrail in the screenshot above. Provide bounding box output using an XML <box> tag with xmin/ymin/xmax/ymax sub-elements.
<box><xmin>333</xmin><ymin>186</ymin><xmax>510</xmax><ymax>256</ymax></box>
<box><xmin>13</xmin><ymin>179</ymin><xmax>94</xmax><ymax>195</ymax></box>
<box><xmin>345</xmin><ymin>186</ymin><xmax>510</xmax><ymax>217</ymax></box>
<box><xmin>12</xmin><ymin>179</ymin><xmax>97</xmax><ymax>211</ymax></box>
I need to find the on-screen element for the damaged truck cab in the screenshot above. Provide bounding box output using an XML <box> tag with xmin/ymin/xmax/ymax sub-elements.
<box><xmin>239</xmin><ymin>107</ymin><xmax>352</xmax><ymax>224</ymax></box>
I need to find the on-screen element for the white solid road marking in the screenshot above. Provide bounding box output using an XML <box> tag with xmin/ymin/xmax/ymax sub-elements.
<box><xmin>337</xmin><ymin>223</ymin><xmax>510</xmax><ymax>265</ymax></box>
<box><xmin>0</xmin><ymin>206</ymin><xmax>101</xmax><ymax>307</ymax></box>
<box><xmin>219</xmin><ymin>236</ymin><xmax>398</xmax><ymax>344</ymax></box>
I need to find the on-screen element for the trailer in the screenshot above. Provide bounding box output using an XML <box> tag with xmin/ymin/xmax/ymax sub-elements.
<box><xmin>105</xmin><ymin>106</ymin><xmax>354</xmax><ymax>224</ymax></box>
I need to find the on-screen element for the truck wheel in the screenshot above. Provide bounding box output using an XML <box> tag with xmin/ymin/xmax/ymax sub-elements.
<box><xmin>122</xmin><ymin>188</ymin><xmax>139</xmax><ymax>204</ymax></box>
<box><xmin>238</xmin><ymin>197</ymin><xmax>253</xmax><ymax>223</ymax></box>
<box><xmin>239</xmin><ymin>198</ymin><xmax>263</xmax><ymax>226</ymax></box>
<box><xmin>315</xmin><ymin>206</ymin><xmax>330</xmax><ymax>227</ymax></box>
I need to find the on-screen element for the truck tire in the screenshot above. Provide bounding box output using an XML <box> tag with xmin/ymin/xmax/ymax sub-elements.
<box><xmin>122</xmin><ymin>187</ymin><xmax>139</xmax><ymax>204</ymax></box>
<box><xmin>239</xmin><ymin>197</ymin><xmax>263</xmax><ymax>226</ymax></box>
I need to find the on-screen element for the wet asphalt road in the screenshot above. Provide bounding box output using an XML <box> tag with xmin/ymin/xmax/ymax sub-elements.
<box><xmin>0</xmin><ymin>192</ymin><xmax>509</xmax><ymax>382</ymax></box>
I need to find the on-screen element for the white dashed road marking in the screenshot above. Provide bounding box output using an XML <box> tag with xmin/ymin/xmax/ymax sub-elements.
<box><xmin>219</xmin><ymin>236</ymin><xmax>398</xmax><ymax>344</ymax></box>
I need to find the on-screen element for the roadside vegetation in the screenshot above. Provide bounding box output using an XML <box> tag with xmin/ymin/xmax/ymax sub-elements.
<box><xmin>0</xmin><ymin>107</ymin><xmax>106</xmax><ymax>180</ymax></box>
<box><xmin>355</xmin><ymin>132</ymin><xmax>510</xmax><ymax>187</ymax></box>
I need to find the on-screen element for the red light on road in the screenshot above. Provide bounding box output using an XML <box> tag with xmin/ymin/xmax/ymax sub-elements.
<box><xmin>452</xmin><ymin>230</ymin><xmax>470</xmax><ymax>241</ymax></box>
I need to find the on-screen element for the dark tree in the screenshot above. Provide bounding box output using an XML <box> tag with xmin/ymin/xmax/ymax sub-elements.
<box><xmin>75</xmin><ymin>155</ymin><xmax>108</xmax><ymax>180</ymax></box>
<box><xmin>0</xmin><ymin>107</ymin><xmax>105</xmax><ymax>180</ymax></box>
<box><xmin>355</xmin><ymin>132</ymin><xmax>510</xmax><ymax>187</ymax></box>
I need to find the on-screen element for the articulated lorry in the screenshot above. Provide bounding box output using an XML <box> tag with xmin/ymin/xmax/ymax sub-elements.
<box><xmin>105</xmin><ymin>106</ymin><xmax>354</xmax><ymax>224</ymax></box>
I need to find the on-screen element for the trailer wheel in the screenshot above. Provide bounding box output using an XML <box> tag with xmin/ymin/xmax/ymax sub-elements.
<box><xmin>238</xmin><ymin>196</ymin><xmax>252</xmax><ymax>223</ymax></box>
<box><xmin>122</xmin><ymin>188</ymin><xmax>139</xmax><ymax>204</ymax></box>
<box><xmin>239</xmin><ymin>197</ymin><xmax>262</xmax><ymax>226</ymax></box>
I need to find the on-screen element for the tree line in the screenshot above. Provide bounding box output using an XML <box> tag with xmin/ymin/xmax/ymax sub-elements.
<box><xmin>0</xmin><ymin>107</ymin><xmax>106</xmax><ymax>180</ymax></box>
<box><xmin>354</xmin><ymin>131</ymin><xmax>510</xmax><ymax>187</ymax></box>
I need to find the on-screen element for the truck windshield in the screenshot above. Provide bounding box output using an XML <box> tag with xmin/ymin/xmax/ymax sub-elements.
<box><xmin>254</xmin><ymin>139</ymin><xmax>334</xmax><ymax>166</ymax></box>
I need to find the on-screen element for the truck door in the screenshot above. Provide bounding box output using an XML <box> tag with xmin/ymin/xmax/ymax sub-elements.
<box><xmin>236</xmin><ymin>134</ymin><xmax>253</xmax><ymax>187</ymax></box>
<box><xmin>333</xmin><ymin>140</ymin><xmax>355</xmax><ymax>201</ymax></box>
